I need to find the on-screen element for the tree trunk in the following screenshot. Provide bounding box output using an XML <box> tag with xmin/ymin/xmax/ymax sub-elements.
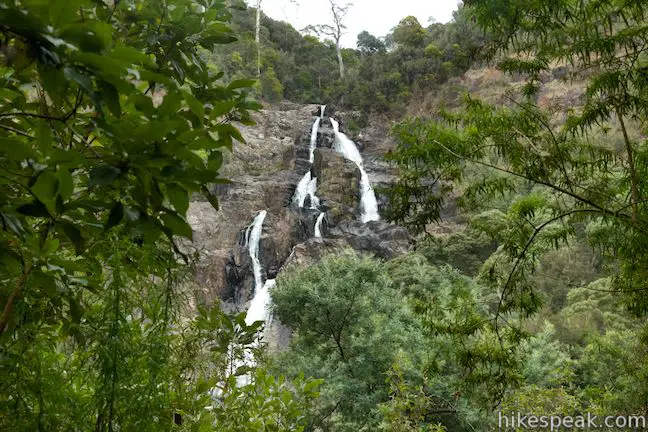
<box><xmin>255</xmin><ymin>0</ymin><xmax>262</xmax><ymax>77</ymax></box>
<box><xmin>336</xmin><ymin>41</ymin><xmax>345</xmax><ymax>78</ymax></box>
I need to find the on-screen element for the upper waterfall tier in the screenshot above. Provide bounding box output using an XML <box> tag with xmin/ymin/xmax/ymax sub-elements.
<box><xmin>309</xmin><ymin>117</ymin><xmax>321</xmax><ymax>163</ymax></box>
<box><xmin>330</xmin><ymin>118</ymin><xmax>380</xmax><ymax>223</ymax></box>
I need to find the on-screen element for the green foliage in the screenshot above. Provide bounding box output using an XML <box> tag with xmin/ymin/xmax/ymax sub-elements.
<box><xmin>206</xmin><ymin>4</ymin><xmax>482</xmax><ymax>114</ymax></box>
<box><xmin>378</xmin><ymin>354</ymin><xmax>447</xmax><ymax>432</ymax></box>
<box><xmin>417</xmin><ymin>228</ymin><xmax>497</xmax><ymax>276</ymax></box>
<box><xmin>270</xmin><ymin>252</ymin><xmax>523</xmax><ymax>431</ymax></box>
<box><xmin>0</xmin><ymin>1</ymin><xmax>317</xmax><ymax>429</ymax></box>
<box><xmin>260</xmin><ymin>67</ymin><xmax>284</xmax><ymax>102</ymax></box>
<box><xmin>271</xmin><ymin>252</ymin><xmax>426</xmax><ymax>431</ymax></box>
<box><xmin>392</xmin><ymin>16</ymin><xmax>427</xmax><ymax>48</ymax></box>
<box><xmin>357</xmin><ymin>31</ymin><xmax>386</xmax><ymax>55</ymax></box>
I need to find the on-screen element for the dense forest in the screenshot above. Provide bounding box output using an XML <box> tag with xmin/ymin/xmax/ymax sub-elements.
<box><xmin>210</xmin><ymin>0</ymin><xmax>485</xmax><ymax>116</ymax></box>
<box><xmin>1</xmin><ymin>0</ymin><xmax>648</xmax><ymax>431</ymax></box>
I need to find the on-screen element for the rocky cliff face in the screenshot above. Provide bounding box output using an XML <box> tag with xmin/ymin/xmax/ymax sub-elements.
<box><xmin>186</xmin><ymin>103</ymin><xmax>411</xmax><ymax>315</ymax></box>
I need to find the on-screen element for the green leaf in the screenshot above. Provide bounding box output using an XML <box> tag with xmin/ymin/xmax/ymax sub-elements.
<box><xmin>228</xmin><ymin>79</ymin><xmax>256</xmax><ymax>90</ymax></box>
<box><xmin>89</xmin><ymin>164</ymin><xmax>121</xmax><ymax>187</ymax></box>
<box><xmin>99</xmin><ymin>80</ymin><xmax>122</xmax><ymax>117</ymax></box>
<box><xmin>50</xmin><ymin>0</ymin><xmax>82</xmax><ymax>28</ymax></box>
<box><xmin>201</xmin><ymin>185</ymin><xmax>219</xmax><ymax>211</ymax></box>
<box><xmin>38</xmin><ymin>64</ymin><xmax>68</xmax><ymax>106</ymax></box>
<box><xmin>111</xmin><ymin>45</ymin><xmax>152</xmax><ymax>65</ymax></box>
<box><xmin>68</xmin><ymin>294</ymin><xmax>83</xmax><ymax>324</ymax></box>
<box><xmin>104</xmin><ymin>202</ymin><xmax>124</xmax><ymax>231</ymax></box>
<box><xmin>0</xmin><ymin>138</ymin><xmax>34</xmax><ymax>160</ymax></box>
<box><xmin>41</xmin><ymin>238</ymin><xmax>60</xmax><ymax>256</ymax></box>
<box><xmin>58</xmin><ymin>220</ymin><xmax>85</xmax><ymax>254</ymax></box>
<box><xmin>57</xmin><ymin>169</ymin><xmax>74</xmax><ymax>200</ymax></box>
<box><xmin>31</xmin><ymin>172</ymin><xmax>59</xmax><ymax>204</ymax></box>
<box><xmin>160</xmin><ymin>211</ymin><xmax>193</xmax><ymax>240</ymax></box>
<box><xmin>241</xmin><ymin>100</ymin><xmax>263</xmax><ymax>110</ymax></box>
<box><xmin>60</xmin><ymin>23</ymin><xmax>107</xmax><ymax>53</ymax></box>
<box><xmin>182</xmin><ymin>90</ymin><xmax>205</xmax><ymax>122</ymax></box>
<box><xmin>218</xmin><ymin>123</ymin><xmax>246</xmax><ymax>145</ymax></box>
<box><xmin>64</xmin><ymin>67</ymin><xmax>95</xmax><ymax>95</ymax></box>
<box><xmin>16</xmin><ymin>201</ymin><xmax>50</xmax><ymax>218</ymax></box>
<box><xmin>208</xmin><ymin>151</ymin><xmax>223</xmax><ymax>171</ymax></box>
<box><xmin>234</xmin><ymin>365</ymin><xmax>253</xmax><ymax>376</ymax></box>
<box><xmin>35</xmin><ymin>119</ymin><xmax>53</xmax><ymax>153</ymax></box>
<box><xmin>210</xmin><ymin>100</ymin><xmax>236</xmax><ymax>118</ymax></box>
<box><xmin>166</xmin><ymin>184</ymin><xmax>189</xmax><ymax>215</ymax></box>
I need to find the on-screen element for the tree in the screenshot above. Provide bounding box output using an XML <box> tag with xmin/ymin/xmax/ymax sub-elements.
<box><xmin>357</xmin><ymin>30</ymin><xmax>385</xmax><ymax>55</ymax></box>
<box><xmin>271</xmin><ymin>252</ymin><xmax>427</xmax><ymax>430</ymax></box>
<box><xmin>392</xmin><ymin>16</ymin><xmax>426</xmax><ymax>48</ymax></box>
<box><xmin>385</xmin><ymin>0</ymin><xmax>648</xmax><ymax>338</ymax></box>
<box><xmin>304</xmin><ymin>0</ymin><xmax>352</xmax><ymax>78</ymax></box>
<box><xmin>256</xmin><ymin>0</ymin><xmax>262</xmax><ymax>76</ymax></box>
<box><xmin>271</xmin><ymin>252</ymin><xmax>519</xmax><ymax>430</ymax></box>
<box><xmin>0</xmin><ymin>0</ymin><xmax>323</xmax><ymax>429</ymax></box>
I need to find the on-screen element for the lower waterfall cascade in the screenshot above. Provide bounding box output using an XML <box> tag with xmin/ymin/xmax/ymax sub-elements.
<box><xmin>245</xmin><ymin>209</ymin><xmax>273</xmax><ymax>323</ymax></box>
<box><xmin>231</xmin><ymin>210</ymin><xmax>275</xmax><ymax>387</ymax></box>
<box><xmin>314</xmin><ymin>212</ymin><xmax>326</xmax><ymax>238</ymax></box>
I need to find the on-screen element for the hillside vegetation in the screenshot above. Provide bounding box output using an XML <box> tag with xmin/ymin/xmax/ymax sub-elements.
<box><xmin>1</xmin><ymin>0</ymin><xmax>648</xmax><ymax>431</ymax></box>
<box><xmin>210</xmin><ymin>1</ymin><xmax>485</xmax><ymax>116</ymax></box>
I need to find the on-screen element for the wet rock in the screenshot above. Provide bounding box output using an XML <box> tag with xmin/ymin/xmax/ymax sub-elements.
<box><xmin>317</xmin><ymin>124</ymin><xmax>336</xmax><ymax>149</ymax></box>
<box><xmin>193</xmin><ymin>250</ymin><xmax>236</xmax><ymax>305</ymax></box>
<box><xmin>281</xmin><ymin>238</ymin><xmax>350</xmax><ymax>271</ymax></box>
<box><xmin>312</xmin><ymin>148</ymin><xmax>361</xmax><ymax>225</ymax></box>
<box><xmin>259</xmin><ymin>209</ymin><xmax>308</xmax><ymax>277</ymax></box>
<box><xmin>329</xmin><ymin>220</ymin><xmax>411</xmax><ymax>259</ymax></box>
<box><xmin>186</xmin><ymin>102</ymin><xmax>415</xmax><ymax>315</ymax></box>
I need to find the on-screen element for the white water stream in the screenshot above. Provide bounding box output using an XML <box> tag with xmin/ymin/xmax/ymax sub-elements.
<box><xmin>314</xmin><ymin>213</ymin><xmax>326</xmax><ymax>238</ymax></box>
<box><xmin>330</xmin><ymin>118</ymin><xmax>380</xmax><ymax>223</ymax></box>
<box><xmin>247</xmin><ymin>210</ymin><xmax>267</xmax><ymax>293</ymax></box>
<box><xmin>293</xmin><ymin>113</ymin><xmax>323</xmax><ymax>209</ymax></box>
<box><xmin>309</xmin><ymin>117</ymin><xmax>321</xmax><ymax>163</ymax></box>
<box><xmin>234</xmin><ymin>211</ymin><xmax>275</xmax><ymax>386</ymax></box>
<box><xmin>293</xmin><ymin>171</ymin><xmax>320</xmax><ymax>209</ymax></box>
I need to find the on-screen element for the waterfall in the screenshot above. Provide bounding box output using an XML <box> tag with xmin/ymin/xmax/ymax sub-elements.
<box><xmin>293</xmin><ymin>171</ymin><xmax>320</xmax><ymax>209</ymax></box>
<box><xmin>293</xmin><ymin>113</ymin><xmax>323</xmax><ymax>208</ymax></box>
<box><xmin>330</xmin><ymin>118</ymin><xmax>380</xmax><ymax>223</ymax></box>
<box><xmin>314</xmin><ymin>213</ymin><xmax>326</xmax><ymax>238</ymax></box>
<box><xmin>309</xmin><ymin>117</ymin><xmax>321</xmax><ymax>163</ymax></box>
<box><xmin>233</xmin><ymin>211</ymin><xmax>274</xmax><ymax>387</ymax></box>
<box><xmin>320</xmin><ymin>104</ymin><xmax>326</xmax><ymax>118</ymax></box>
<box><xmin>247</xmin><ymin>210</ymin><xmax>267</xmax><ymax>293</ymax></box>
<box><xmin>245</xmin><ymin>279</ymin><xmax>275</xmax><ymax>327</ymax></box>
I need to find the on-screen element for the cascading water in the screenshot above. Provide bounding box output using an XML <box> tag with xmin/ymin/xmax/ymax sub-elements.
<box><xmin>247</xmin><ymin>210</ymin><xmax>267</xmax><ymax>293</ymax></box>
<box><xmin>320</xmin><ymin>104</ymin><xmax>326</xmax><ymax>119</ymax></box>
<box><xmin>293</xmin><ymin>171</ymin><xmax>320</xmax><ymax>209</ymax></box>
<box><xmin>245</xmin><ymin>279</ymin><xmax>275</xmax><ymax>327</ymax></box>
<box><xmin>293</xmin><ymin>113</ymin><xmax>323</xmax><ymax>209</ymax></box>
<box><xmin>234</xmin><ymin>211</ymin><xmax>274</xmax><ymax>386</ymax></box>
<box><xmin>314</xmin><ymin>213</ymin><xmax>326</xmax><ymax>238</ymax></box>
<box><xmin>246</xmin><ymin>210</ymin><xmax>274</xmax><ymax>323</ymax></box>
<box><xmin>309</xmin><ymin>117</ymin><xmax>321</xmax><ymax>163</ymax></box>
<box><xmin>330</xmin><ymin>118</ymin><xmax>380</xmax><ymax>223</ymax></box>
